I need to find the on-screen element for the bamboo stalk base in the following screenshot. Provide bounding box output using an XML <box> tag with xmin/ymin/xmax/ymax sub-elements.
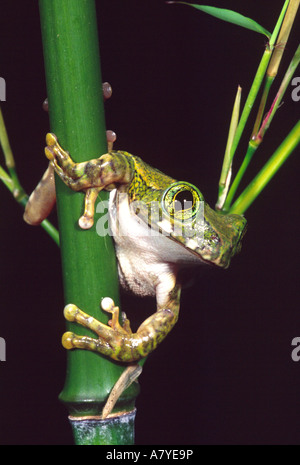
<box><xmin>69</xmin><ymin>409</ymin><xmax>136</xmax><ymax>445</ymax></box>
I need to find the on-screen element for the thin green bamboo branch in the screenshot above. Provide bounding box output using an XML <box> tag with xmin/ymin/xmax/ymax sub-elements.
<box><xmin>170</xmin><ymin>1</ymin><xmax>298</xmax><ymax>216</ymax></box>
<box><xmin>251</xmin><ymin>0</ymin><xmax>300</xmax><ymax>137</ymax></box>
<box><xmin>0</xmin><ymin>106</ymin><xmax>27</xmax><ymax>201</ymax></box>
<box><xmin>225</xmin><ymin>0</ymin><xmax>290</xmax><ymax>169</ymax></box>
<box><xmin>229</xmin><ymin>120</ymin><xmax>300</xmax><ymax>215</ymax></box>
<box><xmin>223</xmin><ymin>0</ymin><xmax>297</xmax><ymax>210</ymax></box>
<box><xmin>257</xmin><ymin>44</ymin><xmax>300</xmax><ymax>141</ymax></box>
<box><xmin>223</xmin><ymin>43</ymin><xmax>300</xmax><ymax>212</ymax></box>
<box><xmin>0</xmin><ymin>164</ymin><xmax>15</xmax><ymax>193</ymax></box>
<box><xmin>267</xmin><ymin>0</ymin><xmax>300</xmax><ymax>79</ymax></box>
<box><xmin>251</xmin><ymin>74</ymin><xmax>273</xmax><ymax>139</ymax></box>
<box><xmin>0</xmin><ymin>106</ymin><xmax>60</xmax><ymax>245</ymax></box>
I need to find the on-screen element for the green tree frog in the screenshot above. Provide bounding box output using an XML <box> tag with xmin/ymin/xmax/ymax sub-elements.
<box><xmin>24</xmin><ymin>132</ymin><xmax>246</xmax><ymax>363</ymax></box>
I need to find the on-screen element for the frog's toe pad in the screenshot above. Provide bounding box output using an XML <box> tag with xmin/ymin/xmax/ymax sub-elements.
<box><xmin>46</xmin><ymin>133</ymin><xmax>58</xmax><ymax>147</ymax></box>
<box><xmin>78</xmin><ymin>214</ymin><xmax>94</xmax><ymax>229</ymax></box>
<box><xmin>45</xmin><ymin>133</ymin><xmax>62</xmax><ymax>162</ymax></box>
<box><xmin>61</xmin><ymin>331</ymin><xmax>99</xmax><ymax>352</ymax></box>
<box><xmin>101</xmin><ymin>297</ymin><xmax>115</xmax><ymax>312</ymax></box>
<box><xmin>62</xmin><ymin>331</ymin><xmax>76</xmax><ymax>350</ymax></box>
<box><xmin>64</xmin><ymin>304</ymin><xmax>78</xmax><ymax>322</ymax></box>
<box><xmin>45</xmin><ymin>146</ymin><xmax>55</xmax><ymax>162</ymax></box>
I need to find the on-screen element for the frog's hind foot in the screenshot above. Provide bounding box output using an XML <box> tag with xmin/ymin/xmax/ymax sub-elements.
<box><xmin>62</xmin><ymin>299</ymin><xmax>135</xmax><ymax>361</ymax></box>
<box><xmin>61</xmin><ymin>293</ymin><xmax>179</xmax><ymax>362</ymax></box>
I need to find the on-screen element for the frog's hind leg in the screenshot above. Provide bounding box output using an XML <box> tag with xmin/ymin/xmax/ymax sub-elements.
<box><xmin>23</xmin><ymin>163</ymin><xmax>56</xmax><ymax>225</ymax></box>
<box><xmin>61</xmin><ymin>284</ymin><xmax>181</xmax><ymax>362</ymax></box>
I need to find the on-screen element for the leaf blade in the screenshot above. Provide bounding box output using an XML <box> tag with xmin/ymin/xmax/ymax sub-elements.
<box><xmin>167</xmin><ymin>2</ymin><xmax>271</xmax><ymax>38</ymax></box>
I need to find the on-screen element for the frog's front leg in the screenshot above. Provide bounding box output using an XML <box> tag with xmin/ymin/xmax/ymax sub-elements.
<box><xmin>45</xmin><ymin>133</ymin><xmax>133</xmax><ymax>229</ymax></box>
<box><xmin>62</xmin><ymin>284</ymin><xmax>181</xmax><ymax>362</ymax></box>
<box><xmin>24</xmin><ymin>82</ymin><xmax>115</xmax><ymax>227</ymax></box>
<box><xmin>23</xmin><ymin>130</ymin><xmax>117</xmax><ymax>227</ymax></box>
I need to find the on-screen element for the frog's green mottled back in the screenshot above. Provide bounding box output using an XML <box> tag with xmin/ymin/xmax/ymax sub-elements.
<box><xmin>120</xmin><ymin>151</ymin><xmax>176</xmax><ymax>203</ymax></box>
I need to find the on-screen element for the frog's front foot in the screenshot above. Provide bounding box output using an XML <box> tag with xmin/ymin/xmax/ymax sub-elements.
<box><xmin>45</xmin><ymin>133</ymin><xmax>103</xmax><ymax>229</ymax></box>
<box><xmin>45</xmin><ymin>133</ymin><xmax>77</xmax><ymax>186</ymax></box>
<box><xmin>62</xmin><ymin>297</ymin><xmax>178</xmax><ymax>362</ymax></box>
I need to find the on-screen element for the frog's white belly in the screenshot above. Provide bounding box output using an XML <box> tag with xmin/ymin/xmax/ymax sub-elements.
<box><xmin>108</xmin><ymin>190</ymin><xmax>201</xmax><ymax>299</ymax></box>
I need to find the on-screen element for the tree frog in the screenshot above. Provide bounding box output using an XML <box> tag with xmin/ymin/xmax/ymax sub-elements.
<box><xmin>24</xmin><ymin>133</ymin><xmax>246</xmax><ymax>363</ymax></box>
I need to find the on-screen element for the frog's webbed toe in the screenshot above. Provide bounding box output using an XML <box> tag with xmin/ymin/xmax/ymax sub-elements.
<box><xmin>62</xmin><ymin>299</ymin><xmax>135</xmax><ymax>361</ymax></box>
<box><xmin>62</xmin><ymin>289</ymin><xmax>180</xmax><ymax>362</ymax></box>
<box><xmin>45</xmin><ymin>133</ymin><xmax>87</xmax><ymax>190</ymax></box>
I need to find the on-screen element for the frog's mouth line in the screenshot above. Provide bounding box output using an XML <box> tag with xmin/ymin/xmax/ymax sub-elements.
<box><xmin>125</xmin><ymin>196</ymin><xmax>247</xmax><ymax>268</ymax></box>
<box><xmin>164</xmin><ymin>217</ymin><xmax>247</xmax><ymax>269</ymax></box>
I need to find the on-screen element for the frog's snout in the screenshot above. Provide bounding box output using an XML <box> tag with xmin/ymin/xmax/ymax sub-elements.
<box><xmin>234</xmin><ymin>215</ymin><xmax>247</xmax><ymax>254</ymax></box>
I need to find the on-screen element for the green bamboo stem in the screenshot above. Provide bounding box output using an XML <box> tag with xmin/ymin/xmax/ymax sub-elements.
<box><xmin>38</xmin><ymin>0</ymin><xmax>139</xmax><ymax>445</ymax></box>
<box><xmin>229</xmin><ymin>120</ymin><xmax>300</xmax><ymax>215</ymax></box>
<box><xmin>70</xmin><ymin>410</ymin><xmax>136</xmax><ymax>446</ymax></box>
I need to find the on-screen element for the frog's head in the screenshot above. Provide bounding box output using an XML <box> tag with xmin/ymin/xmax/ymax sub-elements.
<box><xmin>153</xmin><ymin>181</ymin><xmax>247</xmax><ymax>269</ymax></box>
<box><xmin>199</xmin><ymin>201</ymin><xmax>247</xmax><ymax>268</ymax></box>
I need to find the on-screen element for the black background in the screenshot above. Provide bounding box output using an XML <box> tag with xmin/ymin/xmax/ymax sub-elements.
<box><xmin>0</xmin><ymin>0</ymin><xmax>299</xmax><ymax>445</ymax></box>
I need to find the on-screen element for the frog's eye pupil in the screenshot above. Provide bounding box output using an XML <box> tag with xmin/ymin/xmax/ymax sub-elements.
<box><xmin>174</xmin><ymin>190</ymin><xmax>194</xmax><ymax>212</ymax></box>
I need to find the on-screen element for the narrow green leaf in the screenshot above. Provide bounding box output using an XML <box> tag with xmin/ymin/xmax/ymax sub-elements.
<box><xmin>229</xmin><ymin>120</ymin><xmax>300</xmax><ymax>215</ymax></box>
<box><xmin>167</xmin><ymin>2</ymin><xmax>271</xmax><ymax>38</ymax></box>
<box><xmin>216</xmin><ymin>85</ymin><xmax>241</xmax><ymax>210</ymax></box>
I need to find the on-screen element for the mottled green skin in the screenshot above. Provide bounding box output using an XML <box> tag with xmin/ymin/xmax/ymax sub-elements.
<box><xmin>113</xmin><ymin>150</ymin><xmax>246</xmax><ymax>269</ymax></box>
<box><xmin>124</xmin><ymin>151</ymin><xmax>176</xmax><ymax>201</ymax></box>
<box><xmin>45</xmin><ymin>133</ymin><xmax>246</xmax><ymax>361</ymax></box>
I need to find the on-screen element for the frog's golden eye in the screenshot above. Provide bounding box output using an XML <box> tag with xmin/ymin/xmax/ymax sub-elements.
<box><xmin>162</xmin><ymin>181</ymin><xmax>204</xmax><ymax>220</ymax></box>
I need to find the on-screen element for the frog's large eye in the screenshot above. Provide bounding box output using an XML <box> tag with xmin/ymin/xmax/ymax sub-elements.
<box><xmin>162</xmin><ymin>181</ymin><xmax>204</xmax><ymax>220</ymax></box>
